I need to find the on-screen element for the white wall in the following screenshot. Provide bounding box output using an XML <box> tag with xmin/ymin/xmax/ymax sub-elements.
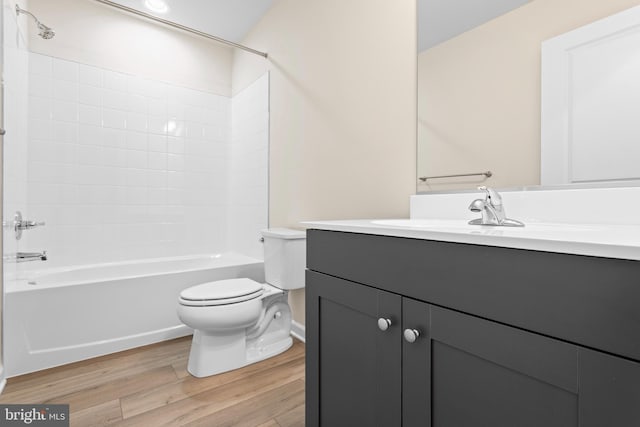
<box><xmin>232</xmin><ymin>0</ymin><xmax>417</xmax><ymax>324</ymax></box>
<box><xmin>26</xmin><ymin>0</ymin><xmax>233</xmax><ymax>96</ymax></box>
<box><xmin>228</xmin><ymin>74</ymin><xmax>269</xmax><ymax>259</ymax></box>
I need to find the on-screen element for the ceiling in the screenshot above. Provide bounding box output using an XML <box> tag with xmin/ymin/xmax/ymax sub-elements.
<box><xmin>418</xmin><ymin>0</ymin><xmax>531</xmax><ymax>51</ymax></box>
<box><xmin>109</xmin><ymin>0</ymin><xmax>274</xmax><ymax>43</ymax></box>
<box><xmin>109</xmin><ymin>0</ymin><xmax>531</xmax><ymax>52</ymax></box>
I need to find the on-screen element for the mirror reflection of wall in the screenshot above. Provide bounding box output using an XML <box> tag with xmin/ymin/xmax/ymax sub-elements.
<box><xmin>417</xmin><ymin>0</ymin><xmax>640</xmax><ymax>193</ymax></box>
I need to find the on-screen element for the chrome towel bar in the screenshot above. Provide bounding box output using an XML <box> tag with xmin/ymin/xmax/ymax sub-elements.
<box><xmin>419</xmin><ymin>171</ymin><xmax>492</xmax><ymax>182</ymax></box>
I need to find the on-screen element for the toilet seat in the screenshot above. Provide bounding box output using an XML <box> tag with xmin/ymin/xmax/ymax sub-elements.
<box><xmin>179</xmin><ymin>278</ymin><xmax>264</xmax><ymax>307</ymax></box>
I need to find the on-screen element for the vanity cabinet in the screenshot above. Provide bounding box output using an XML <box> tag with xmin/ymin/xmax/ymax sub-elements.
<box><xmin>306</xmin><ymin>230</ymin><xmax>640</xmax><ymax>427</ymax></box>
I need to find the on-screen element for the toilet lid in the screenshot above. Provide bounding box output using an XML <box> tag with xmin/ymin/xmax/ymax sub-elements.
<box><xmin>179</xmin><ymin>278</ymin><xmax>264</xmax><ymax>306</ymax></box>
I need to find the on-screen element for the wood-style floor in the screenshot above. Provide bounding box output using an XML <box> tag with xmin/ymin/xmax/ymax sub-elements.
<box><xmin>0</xmin><ymin>336</ymin><xmax>305</xmax><ymax>427</ymax></box>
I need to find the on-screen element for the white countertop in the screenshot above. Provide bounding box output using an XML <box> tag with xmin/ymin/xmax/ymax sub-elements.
<box><xmin>301</xmin><ymin>219</ymin><xmax>640</xmax><ymax>261</ymax></box>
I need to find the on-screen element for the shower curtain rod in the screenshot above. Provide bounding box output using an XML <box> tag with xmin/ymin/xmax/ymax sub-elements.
<box><xmin>92</xmin><ymin>0</ymin><xmax>268</xmax><ymax>58</ymax></box>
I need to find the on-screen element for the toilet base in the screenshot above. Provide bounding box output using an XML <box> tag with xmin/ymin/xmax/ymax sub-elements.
<box><xmin>187</xmin><ymin>330</ymin><xmax>293</xmax><ymax>378</ymax></box>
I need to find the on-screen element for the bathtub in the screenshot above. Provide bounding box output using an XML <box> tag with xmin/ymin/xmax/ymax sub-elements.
<box><xmin>4</xmin><ymin>253</ymin><xmax>264</xmax><ymax>377</ymax></box>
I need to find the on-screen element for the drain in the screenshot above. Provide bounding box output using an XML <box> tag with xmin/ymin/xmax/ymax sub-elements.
<box><xmin>28</xmin><ymin>280</ymin><xmax>37</xmax><ymax>285</ymax></box>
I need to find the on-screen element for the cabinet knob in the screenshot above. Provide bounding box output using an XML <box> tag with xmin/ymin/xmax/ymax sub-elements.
<box><xmin>403</xmin><ymin>328</ymin><xmax>420</xmax><ymax>343</ymax></box>
<box><xmin>377</xmin><ymin>318</ymin><xmax>392</xmax><ymax>331</ymax></box>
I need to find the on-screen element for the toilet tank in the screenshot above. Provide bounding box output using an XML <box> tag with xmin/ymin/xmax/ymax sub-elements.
<box><xmin>261</xmin><ymin>228</ymin><xmax>306</xmax><ymax>290</ymax></box>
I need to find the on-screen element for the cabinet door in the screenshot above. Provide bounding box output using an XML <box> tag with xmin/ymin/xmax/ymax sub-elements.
<box><xmin>403</xmin><ymin>300</ymin><xmax>640</xmax><ymax>426</ymax></box>
<box><xmin>306</xmin><ymin>271</ymin><xmax>402</xmax><ymax>427</ymax></box>
<box><xmin>578</xmin><ymin>347</ymin><xmax>640</xmax><ymax>426</ymax></box>
<box><xmin>403</xmin><ymin>299</ymin><xmax>579</xmax><ymax>427</ymax></box>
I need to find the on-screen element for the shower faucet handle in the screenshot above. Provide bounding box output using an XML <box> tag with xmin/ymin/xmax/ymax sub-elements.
<box><xmin>17</xmin><ymin>220</ymin><xmax>46</xmax><ymax>230</ymax></box>
<box><xmin>9</xmin><ymin>211</ymin><xmax>46</xmax><ymax>240</ymax></box>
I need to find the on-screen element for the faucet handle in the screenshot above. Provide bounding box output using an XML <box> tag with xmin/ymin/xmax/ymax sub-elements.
<box><xmin>16</xmin><ymin>220</ymin><xmax>45</xmax><ymax>230</ymax></box>
<box><xmin>477</xmin><ymin>186</ymin><xmax>502</xmax><ymax>206</ymax></box>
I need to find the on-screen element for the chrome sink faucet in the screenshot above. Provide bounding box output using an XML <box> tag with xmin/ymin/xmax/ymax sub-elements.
<box><xmin>468</xmin><ymin>187</ymin><xmax>524</xmax><ymax>227</ymax></box>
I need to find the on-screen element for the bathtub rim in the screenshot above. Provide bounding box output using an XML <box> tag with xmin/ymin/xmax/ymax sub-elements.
<box><xmin>4</xmin><ymin>252</ymin><xmax>264</xmax><ymax>293</ymax></box>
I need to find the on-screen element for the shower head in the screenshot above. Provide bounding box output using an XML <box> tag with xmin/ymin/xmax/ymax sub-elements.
<box><xmin>37</xmin><ymin>23</ymin><xmax>55</xmax><ymax>40</ymax></box>
<box><xmin>15</xmin><ymin>5</ymin><xmax>55</xmax><ymax>40</ymax></box>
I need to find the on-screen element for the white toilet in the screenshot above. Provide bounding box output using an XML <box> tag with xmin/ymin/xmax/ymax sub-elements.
<box><xmin>177</xmin><ymin>228</ymin><xmax>306</xmax><ymax>378</ymax></box>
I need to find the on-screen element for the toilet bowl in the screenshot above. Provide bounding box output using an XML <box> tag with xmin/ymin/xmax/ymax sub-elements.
<box><xmin>177</xmin><ymin>228</ymin><xmax>306</xmax><ymax>378</ymax></box>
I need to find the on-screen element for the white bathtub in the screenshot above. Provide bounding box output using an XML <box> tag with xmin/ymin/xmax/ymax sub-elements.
<box><xmin>4</xmin><ymin>253</ymin><xmax>264</xmax><ymax>377</ymax></box>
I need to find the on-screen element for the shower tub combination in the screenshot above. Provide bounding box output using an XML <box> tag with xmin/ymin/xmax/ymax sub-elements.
<box><xmin>4</xmin><ymin>253</ymin><xmax>264</xmax><ymax>377</ymax></box>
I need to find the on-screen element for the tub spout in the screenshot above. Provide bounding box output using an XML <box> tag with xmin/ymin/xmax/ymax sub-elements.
<box><xmin>12</xmin><ymin>251</ymin><xmax>47</xmax><ymax>263</ymax></box>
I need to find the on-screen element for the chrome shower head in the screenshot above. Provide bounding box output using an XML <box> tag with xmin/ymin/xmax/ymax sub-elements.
<box><xmin>15</xmin><ymin>5</ymin><xmax>55</xmax><ymax>40</ymax></box>
<box><xmin>37</xmin><ymin>23</ymin><xmax>55</xmax><ymax>40</ymax></box>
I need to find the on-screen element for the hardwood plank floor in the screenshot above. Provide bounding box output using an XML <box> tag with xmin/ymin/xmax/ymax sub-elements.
<box><xmin>0</xmin><ymin>337</ymin><xmax>305</xmax><ymax>427</ymax></box>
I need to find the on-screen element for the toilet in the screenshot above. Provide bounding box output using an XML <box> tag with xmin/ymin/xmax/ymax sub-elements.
<box><xmin>177</xmin><ymin>228</ymin><xmax>306</xmax><ymax>377</ymax></box>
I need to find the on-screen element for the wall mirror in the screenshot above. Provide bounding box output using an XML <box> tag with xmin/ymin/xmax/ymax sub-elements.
<box><xmin>417</xmin><ymin>0</ymin><xmax>640</xmax><ymax>193</ymax></box>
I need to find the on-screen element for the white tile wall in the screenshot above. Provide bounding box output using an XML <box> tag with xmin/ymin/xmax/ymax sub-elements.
<box><xmin>228</xmin><ymin>74</ymin><xmax>270</xmax><ymax>259</ymax></box>
<box><xmin>23</xmin><ymin>53</ymin><xmax>236</xmax><ymax>268</ymax></box>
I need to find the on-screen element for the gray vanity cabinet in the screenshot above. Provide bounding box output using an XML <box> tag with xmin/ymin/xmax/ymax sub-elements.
<box><xmin>306</xmin><ymin>229</ymin><xmax>640</xmax><ymax>426</ymax></box>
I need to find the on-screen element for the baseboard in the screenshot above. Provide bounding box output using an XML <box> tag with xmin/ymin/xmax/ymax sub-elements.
<box><xmin>290</xmin><ymin>320</ymin><xmax>305</xmax><ymax>343</ymax></box>
<box><xmin>0</xmin><ymin>378</ymin><xmax>6</xmax><ymax>395</ymax></box>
